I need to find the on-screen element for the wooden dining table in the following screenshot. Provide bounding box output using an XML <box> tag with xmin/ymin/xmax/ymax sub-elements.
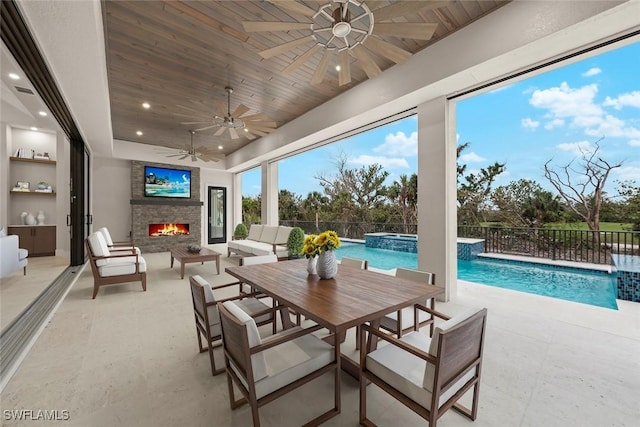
<box><xmin>225</xmin><ymin>258</ymin><xmax>444</xmax><ymax>412</ymax></box>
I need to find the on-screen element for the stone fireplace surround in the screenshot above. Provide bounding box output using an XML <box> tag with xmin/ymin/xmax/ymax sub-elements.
<box><xmin>131</xmin><ymin>161</ymin><xmax>202</xmax><ymax>253</ymax></box>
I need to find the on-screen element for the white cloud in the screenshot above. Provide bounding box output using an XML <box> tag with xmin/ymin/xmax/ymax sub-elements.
<box><xmin>348</xmin><ymin>155</ymin><xmax>409</xmax><ymax>169</ymax></box>
<box><xmin>521</xmin><ymin>117</ymin><xmax>539</xmax><ymax>130</ymax></box>
<box><xmin>582</xmin><ymin>67</ymin><xmax>601</xmax><ymax>77</ymax></box>
<box><xmin>613</xmin><ymin>166</ymin><xmax>640</xmax><ymax>182</ymax></box>
<box><xmin>460</xmin><ymin>152</ymin><xmax>486</xmax><ymax>163</ymax></box>
<box><xmin>629</xmin><ymin>140</ymin><xmax>640</xmax><ymax>147</ymax></box>
<box><xmin>529</xmin><ymin>82</ymin><xmax>640</xmax><ymax>140</ymax></box>
<box><xmin>603</xmin><ymin>91</ymin><xmax>640</xmax><ymax>110</ymax></box>
<box><xmin>544</xmin><ymin>118</ymin><xmax>565</xmax><ymax>130</ymax></box>
<box><xmin>556</xmin><ymin>140</ymin><xmax>594</xmax><ymax>156</ymax></box>
<box><xmin>372</xmin><ymin>131</ymin><xmax>417</xmax><ymax>156</ymax></box>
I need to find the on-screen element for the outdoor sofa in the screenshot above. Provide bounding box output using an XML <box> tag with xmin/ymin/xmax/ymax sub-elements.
<box><xmin>227</xmin><ymin>224</ymin><xmax>293</xmax><ymax>259</ymax></box>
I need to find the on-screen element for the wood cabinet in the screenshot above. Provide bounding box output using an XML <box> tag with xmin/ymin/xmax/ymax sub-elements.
<box><xmin>8</xmin><ymin>226</ymin><xmax>56</xmax><ymax>257</ymax></box>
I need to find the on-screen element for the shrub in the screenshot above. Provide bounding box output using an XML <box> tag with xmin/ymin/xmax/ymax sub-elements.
<box><xmin>286</xmin><ymin>227</ymin><xmax>305</xmax><ymax>259</ymax></box>
<box><xmin>233</xmin><ymin>223</ymin><xmax>248</xmax><ymax>240</ymax></box>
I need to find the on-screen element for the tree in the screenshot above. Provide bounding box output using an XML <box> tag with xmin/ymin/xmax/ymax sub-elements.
<box><xmin>278</xmin><ymin>189</ymin><xmax>301</xmax><ymax>221</ymax></box>
<box><xmin>457</xmin><ymin>142</ymin><xmax>506</xmax><ymax>225</ymax></box>
<box><xmin>242</xmin><ymin>195</ymin><xmax>261</xmax><ymax>225</ymax></box>
<box><xmin>543</xmin><ymin>140</ymin><xmax>622</xmax><ymax>231</ymax></box>
<box><xmin>617</xmin><ymin>181</ymin><xmax>640</xmax><ymax>231</ymax></box>
<box><xmin>388</xmin><ymin>174</ymin><xmax>417</xmax><ymax>232</ymax></box>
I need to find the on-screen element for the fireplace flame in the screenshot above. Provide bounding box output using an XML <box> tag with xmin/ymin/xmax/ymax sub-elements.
<box><xmin>149</xmin><ymin>223</ymin><xmax>189</xmax><ymax>236</ymax></box>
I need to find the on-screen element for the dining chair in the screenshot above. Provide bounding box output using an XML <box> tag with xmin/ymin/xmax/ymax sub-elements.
<box><xmin>189</xmin><ymin>275</ymin><xmax>274</xmax><ymax>376</ymax></box>
<box><xmin>340</xmin><ymin>256</ymin><xmax>369</xmax><ymax>270</ymax></box>
<box><xmin>359</xmin><ymin>306</ymin><xmax>488</xmax><ymax>427</ymax></box>
<box><xmin>219</xmin><ymin>300</ymin><xmax>339</xmax><ymax>427</ymax></box>
<box><xmin>379</xmin><ymin>268</ymin><xmax>437</xmax><ymax>337</ymax></box>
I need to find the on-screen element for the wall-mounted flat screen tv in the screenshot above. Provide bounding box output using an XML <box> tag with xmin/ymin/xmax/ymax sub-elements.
<box><xmin>144</xmin><ymin>166</ymin><xmax>191</xmax><ymax>199</ymax></box>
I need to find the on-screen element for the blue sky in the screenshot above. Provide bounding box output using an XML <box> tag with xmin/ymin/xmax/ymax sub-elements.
<box><xmin>243</xmin><ymin>41</ymin><xmax>639</xmax><ymax>198</ymax></box>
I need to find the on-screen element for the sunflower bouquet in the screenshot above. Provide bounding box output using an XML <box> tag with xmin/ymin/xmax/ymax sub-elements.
<box><xmin>302</xmin><ymin>230</ymin><xmax>341</xmax><ymax>258</ymax></box>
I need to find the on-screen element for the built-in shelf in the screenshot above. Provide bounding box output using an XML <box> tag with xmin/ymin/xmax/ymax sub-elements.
<box><xmin>9</xmin><ymin>156</ymin><xmax>56</xmax><ymax>165</ymax></box>
<box><xmin>10</xmin><ymin>191</ymin><xmax>56</xmax><ymax>195</ymax></box>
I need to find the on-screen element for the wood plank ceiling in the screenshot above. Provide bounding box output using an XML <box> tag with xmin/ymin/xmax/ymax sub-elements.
<box><xmin>102</xmin><ymin>0</ymin><xmax>508</xmax><ymax>159</ymax></box>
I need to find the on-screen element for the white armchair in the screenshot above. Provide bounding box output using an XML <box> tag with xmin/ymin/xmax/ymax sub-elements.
<box><xmin>0</xmin><ymin>234</ymin><xmax>28</xmax><ymax>278</ymax></box>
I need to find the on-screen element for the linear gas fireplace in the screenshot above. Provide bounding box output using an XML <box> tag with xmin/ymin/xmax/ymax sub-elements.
<box><xmin>149</xmin><ymin>223</ymin><xmax>190</xmax><ymax>237</ymax></box>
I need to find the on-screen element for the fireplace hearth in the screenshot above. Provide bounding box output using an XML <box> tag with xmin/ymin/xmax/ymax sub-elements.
<box><xmin>149</xmin><ymin>223</ymin><xmax>189</xmax><ymax>237</ymax></box>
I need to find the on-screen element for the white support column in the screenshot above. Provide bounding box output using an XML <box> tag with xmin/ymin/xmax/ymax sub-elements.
<box><xmin>232</xmin><ymin>172</ymin><xmax>242</xmax><ymax>229</ymax></box>
<box><xmin>416</xmin><ymin>97</ymin><xmax>457</xmax><ymax>301</ymax></box>
<box><xmin>261</xmin><ymin>161</ymin><xmax>278</xmax><ymax>225</ymax></box>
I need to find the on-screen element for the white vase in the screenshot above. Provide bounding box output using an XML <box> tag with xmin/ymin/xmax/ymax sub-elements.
<box><xmin>36</xmin><ymin>210</ymin><xmax>45</xmax><ymax>225</ymax></box>
<box><xmin>25</xmin><ymin>213</ymin><xmax>36</xmax><ymax>225</ymax></box>
<box><xmin>317</xmin><ymin>250</ymin><xmax>338</xmax><ymax>280</ymax></box>
<box><xmin>306</xmin><ymin>257</ymin><xmax>317</xmax><ymax>275</ymax></box>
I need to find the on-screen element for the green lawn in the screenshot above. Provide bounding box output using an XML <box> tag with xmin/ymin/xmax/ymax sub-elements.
<box><xmin>544</xmin><ymin>222</ymin><xmax>633</xmax><ymax>232</ymax></box>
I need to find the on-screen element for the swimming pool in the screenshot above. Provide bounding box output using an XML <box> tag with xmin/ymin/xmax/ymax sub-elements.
<box><xmin>336</xmin><ymin>242</ymin><xmax>618</xmax><ymax>309</ymax></box>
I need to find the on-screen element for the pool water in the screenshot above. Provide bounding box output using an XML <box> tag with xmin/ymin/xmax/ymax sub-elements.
<box><xmin>336</xmin><ymin>242</ymin><xmax>618</xmax><ymax>309</ymax></box>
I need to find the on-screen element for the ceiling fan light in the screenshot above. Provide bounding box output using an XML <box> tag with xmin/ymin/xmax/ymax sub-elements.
<box><xmin>332</xmin><ymin>21</ymin><xmax>351</xmax><ymax>38</ymax></box>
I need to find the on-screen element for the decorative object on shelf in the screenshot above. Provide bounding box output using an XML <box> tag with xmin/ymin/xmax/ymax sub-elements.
<box><xmin>14</xmin><ymin>181</ymin><xmax>30</xmax><ymax>192</ymax></box>
<box><xmin>306</xmin><ymin>256</ymin><xmax>317</xmax><ymax>276</ymax></box>
<box><xmin>303</xmin><ymin>230</ymin><xmax>341</xmax><ymax>279</ymax></box>
<box><xmin>36</xmin><ymin>211</ymin><xmax>45</xmax><ymax>225</ymax></box>
<box><xmin>35</xmin><ymin>182</ymin><xmax>53</xmax><ymax>193</ymax></box>
<box><xmin>20</xmin><ymin>212</ymin><xmax>27</xmax><ymax>224</ymax></box>
<box><xmin>187</xmin><ymin>243</ymin><xmax>201</xmax><ymax>253</ymax></box>
<box><xmin>34</xmin><ymin>152</ymin><xmax>50</xmax><ymax>160</ymax></box>
<box><xmin>14</xmin><ymin>147</ymin><xmax>34</xmax><ymax>158</ymax></box>
<box><xmin>25</xmin><ymin>212</ymin><xmax>36</xmax><ymax>226</ymax></box>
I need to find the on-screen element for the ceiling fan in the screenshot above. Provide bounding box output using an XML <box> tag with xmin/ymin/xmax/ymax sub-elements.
<box><xmin>181</xmin><ymin>86</ymin><xmax>277</xmax><ymax>140</ymax></box>
<box><xmin>242</xmin><ymin>0</ymin><xmax>443</xmax><ymax>86</ymax></box>
<box><xmin>159</xmin><ymin>130</ymin><xmax>223</xmax><ymax>163</ymax></box>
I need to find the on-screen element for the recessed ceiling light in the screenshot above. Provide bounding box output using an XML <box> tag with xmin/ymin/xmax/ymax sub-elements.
<box><xmin>218</xmin><ymin>145</ymin><xmax>223</xmax><ymax>150</ymax></box>
<box><xmin>9</xmin><ymin>73</ymin><xmax>20</xmax><ymax>80</ymax></box>
<box><xmin>244</xmin><ymin>128</ymin><xmax>248</xmax><ymax>132</ymax></box>
<box><xmin>136</xmin><ymin>131</ymin><xmax>143</xmax><ymax>136</ymax></box>
<box><xmin>335</xmin><ymin>65</ymin><xmax>341</xmax><ymax>71</ymax></box>
<box><xmin>30</xmin><ymin>127</ymin><xmax>38</xmax><ymax>131</ymax></box>
<box><xmin>142</xmin><ymin>102</ymin><xmax>150</xmax><ymax>109</ymax></box>
<box><xmin>38</xmin><ymin>111</ymin><xmax>47</xmax><ymax>116</ymax></box>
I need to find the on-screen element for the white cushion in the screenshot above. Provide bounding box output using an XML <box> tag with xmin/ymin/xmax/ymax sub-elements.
<box><xmin>247</xmin><ymin>224</ymin><xmax>264</xmax><ymax>241</ymax></box>
<box><xmin>223</xmin><ymin>300</ymin><xmax>267</xmax><ymax>381</ymax></box>
<box><xmin>227</xmin><ymin>240</ymin><xmax>242</xmax><ymax>250</ymax></box>
<box><xmin>250</xmin><ymin>242</ymin><xmax>277</xmax><ymax>256</ymax></box>
<box><xmin>98</xmin><ymin>227</ymin><xmax>114</xmax><ymax>246</ymax></box>
<box><xmin>274</xmin><ymin>226</ymin><xmax>293</xmax><ymax>244</ymax></box>
<box><xmin>98</xmin><ymin>255</ymin><xmax>146</xmax><ymax>276</ymax></box>
<box><xmin>396</xmin><ymin>267</ymin><xmax>434</xmax><ymax>284</ymax></box>
<box><xmin>274</xmin><ymin>245</ymin><xmax>288</xmax><ymax>258</ymax></box>
<box><xmin>0</xmin><ymin>227</ymin><xmax>6</xmax><ymax>237</ymax></box>
<box><xmin>241</xmin><ymin>254</ymin><xmax>278</xmax><ymax>266</ymax></box>
<box><xmin>380</xmin><ymin>307</ymin><xmax>432</xmax><ymax>333</ymax></box>
<box><xmin>367</xmin><ymin>332</ymin><xmax>474</xmax><ymax>409</ymax></box>
<box><xmin>259</xmin><ymin>226</ymin><xmax>279</xmax><ymax>244</ymax></box>
<box><xmin>424</xmin><ymin>307</ymin><xmax>481</xmax><ymax>390</ymax></box>
<box><xmin>192</xmin><ymin>275</ymin><xmax>215</xmax><ymax>302</ymax></box>
<box><xmin>236</xmin><ymin>298</ymin><xmax>272</xmax><ymax>325</ymax></box>
<box><xmin>254</xmin><ymin>332</ymin><xmax>334</xmax><ymax>399</ymax></box>
<box><xmin>18</xmin><ymin>248</ymin><xmax>29</xmax><ymax>261</ymax></box>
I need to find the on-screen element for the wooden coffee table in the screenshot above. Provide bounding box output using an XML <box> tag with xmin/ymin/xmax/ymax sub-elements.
<box><xmin>170</xmin><ymin>246</ymin><xmax>221</xmax><ymax>279</ymax></box>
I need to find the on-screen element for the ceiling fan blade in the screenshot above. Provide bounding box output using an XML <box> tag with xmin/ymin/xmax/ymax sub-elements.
<box><xmin>259</xmin><ymin>35</ymin><xmax>315</xmax><ymax>59</ymax></box>
<box><xmin>247</xmin><ymin>128</ymin><xmax>269</xmax><ymax>137</ymax></box>
<box><xmin>241</xmin><ymin>112</ymin><xmax>269</xmax><ymax>121</ymax></box>
<box><xmin>246</xmin><ymin>125</ymin><xmax>276</xmax><ymax>134</ymax></box>
<box><xmin>338</xmin><ymin>49</ymin><xmax>351</xmax><ymax>86</ymax></box>
<box><xmin>350</xmin><ymin>45</ymin><xmax>381</xmax><ymax>79</ymax></box>
<box><xmin>242</xmin><ymin>21</ymin><xmax>311</xmax><ymax>32</ymax></box>
<box><xmin>311</xmin><ymin>49</ymin><xmax>333</xmax><ymax>85</ymax></box>
<box><xmin>179</xmin><ymin>154</ymin><xmax>189</xmax><ymax>160</ymax></box>
<box><xmin>373</xmin><ymin>23</ymin><xmax>438</xmax><ymax>40</ymax></box>
<box><xmin>229</xmin><ymin>128</ymin><xmax>239</xmax><ymax>140</ymax></box>
<box><xmin>214</xmin><ymin>127</ymin><xmax>226</xmax><ymax>136</ymax></box>
<box><xmin>195</xmin><ymin>124</ymin><xmax>219</xmax><ymax>132</ymax></box>
<box><xmin>283</xmin><ymin>44</ymin><xmax>322</xmax><ymax>74</ymax></box>
<box><xmin>244</xmin><ymin>132</ymin><xmax>257</xmax><ymax>140</ymax></box>
<box><xmin>269</xmin><ymin>0</ymin><xmax>317</xmax><ymax>17</ymax></box>
<box><xmin>247</xmin><ymin>121</ymin><xmax>276</xmax><ymax>128</ymax></box>
<box><xmin>180</xmin><ymin>121</ymin><xmax>211</xmax><ymax>125</ymax></box>
<box><xmin>231</xmin><ymin>104</ymin><xmax>250</xmax><ymax>118</ymax></box>
<box><xmin>364</xmin><ymin>37</ymin><xmax>412</xmax><ymax>64</ymax></box>
<box><xmin>371</xmin><ymin>1</ymin><xmax>449</xmax><ymax>22</ymax></box>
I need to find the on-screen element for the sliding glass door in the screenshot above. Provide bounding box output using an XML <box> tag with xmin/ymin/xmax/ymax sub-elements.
<box><xmin>208</xmin><ymin>186</ymin><xmax>226</xmax><ymax>244</ymax></box>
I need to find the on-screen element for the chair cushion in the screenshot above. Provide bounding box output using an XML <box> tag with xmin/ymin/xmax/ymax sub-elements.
<box><xmin>254</xmin><ymin>332</ymin><xmax>334</xmax><ymax>399</ymax></box>
<box><xmin>89</xmin><ymin>232</ymin><xmax>110</xmax><ymax>257</ymax></box>
<box><xmin>192</xmin><ymin>275</ymin><xmax>215</xmax><ymax>303</ymax></box>
<box><xmin>424</xmin><ymin>307</ymin><xmax>481</xmax><ymax>390</ymax></box>
<box><xmin>98</xmin><ymin>227</ymin><xmax>114</xmax><ymax>246</ymax></box>
<box><xmin>274</xmin><ymin>245</ymin><xmax>288</xmax><ymax>258</ymax></box>
<box><xmin>274</xmin><ymin>226</ymin><xmax>293</xmax><ymax>244</ymax></box>
<box><xmin>247</xmin><ymin>224</ymin><xmax>264</xmax><ymax>241</ymax></box>
<box><xmin>380</xmin><ymin>307</ymin><xmax>432</xmax><ymax>332</ymax></box>
<box><xmin>98</xmin><ymin>255</ymin><xmax>147</xmax><ymax>276</ymax></box>
<box><xmin>367</xmin><ymin>332</ymin><xmax>474</xmax><ymax>409</ymax></box>
<box><xmin>250</xmin><ymin>242</ymin><xmax>277</xmax><ymax>256</ymax></box>
<box><xmin>18</xmin><ymin>248</ymin><xmax>29</xmax><ymax>261</ymax></box>
<box><xmin>258</xmin><ymin>226</ymin><xmax>279</xmax><ymax>244</ymax></box>
<box><xmin>235</xmin><ymin>297</ymin><xmax>272</xmax><ymax>325</ymax></box>
<box><xmin>223</xmin><ymin>301</ymin><xmax>268</xmax><ymax>381</ymax></box>
<box><xmin>241</xmin><ymin>254</ymin><xmax>278</xmax><ymax>266</ymax></box>
<box><xmin>396</xmin><ymin>268</ymin><xmax>434</xmax><ymax>284</ymax></box>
